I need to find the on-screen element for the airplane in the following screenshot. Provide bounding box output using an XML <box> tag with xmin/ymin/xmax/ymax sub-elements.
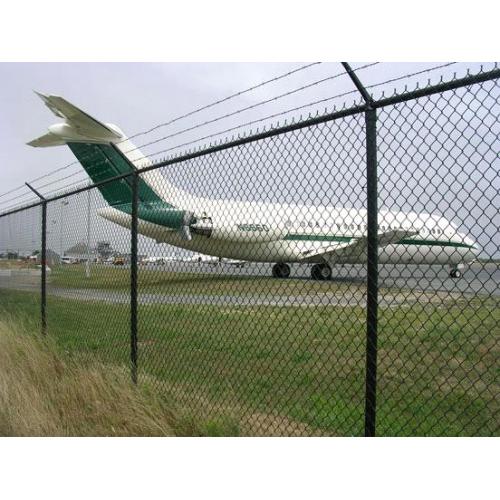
<box><xmin>28</xmin><ymin>93</ymin><xmax>479</xmax><ymax>280</ymax></box>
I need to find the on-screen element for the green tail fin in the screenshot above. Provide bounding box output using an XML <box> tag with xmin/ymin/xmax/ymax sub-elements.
<box><xmin>67</xmin><ymin>142</ymin><xmax>171</xmax><ymax>207</ymax></box>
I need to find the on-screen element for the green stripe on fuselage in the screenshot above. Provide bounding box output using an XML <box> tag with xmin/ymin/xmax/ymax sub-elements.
<box><xmin>284</xmin><ymin>234</ymin><xmax>352</xmax><ymax>243</ymax></box>
<box><xmin>284</xmin><ymin>233</ymin><xmax>475</xmax><ymax>249</ymax></box>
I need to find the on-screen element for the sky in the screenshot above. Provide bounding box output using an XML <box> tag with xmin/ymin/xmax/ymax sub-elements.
<box><xmin>0</xmin><ymin>62</ymin><xmax>498</xmax><ymax>257</ymax></box>
<box><xmin>0</xmin><ymin>62</ymin><xmax>495</xmax><ymax>197</ymax></box>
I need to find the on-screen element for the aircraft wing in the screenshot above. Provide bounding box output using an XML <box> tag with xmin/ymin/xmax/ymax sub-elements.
<box><xmin>300</xmin><ymin>229</ymin><xmax>419</xmax><ymax>263</ymax></box>
<box><xmin>33</xmin><ymin>91</ymin><xmax>122</xmax><ymax>140</ymax></box>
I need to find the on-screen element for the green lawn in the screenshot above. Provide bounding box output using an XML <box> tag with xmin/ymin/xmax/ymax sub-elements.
<box><xmin>0</xmin><ymin>287</ymin><xmax>498</xmax><ymax>436</ymax></box>
<box><xmin>48</xmin><ymin>263</ymin><xmax>357</xmax><ymax>296</ymax></box>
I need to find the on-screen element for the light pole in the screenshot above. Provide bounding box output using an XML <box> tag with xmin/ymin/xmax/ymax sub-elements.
<box><xmin>59</xmin><ymin>200</ymin><xmax>69</xmax><ymax>259</ymax></box>
<box><xmin>85</xmin><ymin>190</ymin><xmax>91</xmax><ymax>278</ymax></box>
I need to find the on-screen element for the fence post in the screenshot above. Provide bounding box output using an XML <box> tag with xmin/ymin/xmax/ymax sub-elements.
<box><xmin>25</xmin><ymin>183</ymin><xmax>47</xmax><ymax>336</ymax></box>
<box><xmin>130</xmin><ymin>171</ymin><xmax>139</xmax><ymax>384</ymax></box>
<box><xmin>41</xmin><ymin>200</ymin><xmax>47</xmax><ymax>335</ymax></box>
<box><xmin>341</xmin><ymin>63</ymin><xmax>379</xmax><ymax>436</ymax></box>
<box><xmin>364</xmin><ymin>108</ymin><xmax>378</xmax><ymax>437</ymax></box>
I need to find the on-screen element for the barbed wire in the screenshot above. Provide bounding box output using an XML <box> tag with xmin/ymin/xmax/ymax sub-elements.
<box><xmin>21</xmin><ymin>65</ymin><xmax>373</xmax><ymax>192</ymax></box>
<box><xmin>365</xmin><ymin>62</ymin><xmax>458</xmax><ymax>93</ymax></box>
<box><xmin>33</xmin><ymin>170</ymin><xmax>91</xmax><ymax>192</ymax></box>
<box><xmin>121</xmin><ymin>61</ymin><xmax>322</xmax><ymax>143</ymax></box>
<box><xmin>120</xmin><ymin>63</ymin><xmax>380</xmax><ymax>157</ymax></box>
<box><xmin>0</xmin><ymin>184</ymin><xmax>27</xmax><ymax>199</ymax></box>
<box><xmin>0</xmin><ymin>62</ymin><xmax>485</xmax><ymax>209</ymax></box>
<box><xmin>0</xmin><ymin>197</ymin><xmax>40</xmax><ymax>213</ymax></box>
<box><xmin>4</xmin><ymin>63</ymin><xmax>351</xmax><ymax>196</ymax></box>
<box><xmin>4</xmin><ymin>62</ymin><xmax>322</xmax><ymax>195</ymax></box>
<box><xmin>144</xmin><ymin>63</ymin><xmax>462</xmax><ymax>162</ymax></box>
<box><xmin>29</xmin><ymin>162</ymin><xmax>82</xmax><ymax>185</ymax></box>
<box><xmin>0</xmin><ymin>190</ymin><xmax>39</xmax><ymax>207</ymax></box>
<box><xmin>42</xmin><ymin>177</ymin><xmax>92</xmax><ymax>197</ymax></box>
<box><xmin>4</xmin><ymin>63</ymin><xmax>460</xmax><ymax>200</ymax></box>
<box><xmin>144</xmin><ymin>88</ymin><xmax>363</xmax><ymax>161</ymax></box>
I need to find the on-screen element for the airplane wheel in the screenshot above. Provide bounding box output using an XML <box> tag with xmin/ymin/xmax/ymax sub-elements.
<box><xmin>449</xmin><ymin>268</ymin><xmax>462</xmax><ymax>279</ymax></box>
<box><xmin>311</xmin><ymin>263</ymin><xmax>332</xmax><ymax>281</ymax></box>
<box><xmin>272</xmin><ymin>263</ymin><xmax>291</xmax><ymax>279</ymax></box>
<box><xmin>311</xmin><ymin>265</ymin><xmax>321</xmax><ymax>280</ymax></box>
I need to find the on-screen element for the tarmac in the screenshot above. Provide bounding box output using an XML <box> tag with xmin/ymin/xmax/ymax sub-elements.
<box><xmin>0</xmin><ymin>263</ymin><xmax>498</xmax><ymax>308</ymax></box>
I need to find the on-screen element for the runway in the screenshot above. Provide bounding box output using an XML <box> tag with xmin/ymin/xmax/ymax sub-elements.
<box><xmin>140</xmin><ymin>261</ymin><xmax>500</xmax><ymax>297</ymax></box>
<box><xmin>0</xmin><ymin>263</ymin><xmax>498</xmax><ymax>308</ymax></box>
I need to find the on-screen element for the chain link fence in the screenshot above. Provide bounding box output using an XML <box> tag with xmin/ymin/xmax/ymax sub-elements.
<box><xmin>0</xmin><ymin>65</ymin><xmax>498</xmax><ymax>436</ymax></box>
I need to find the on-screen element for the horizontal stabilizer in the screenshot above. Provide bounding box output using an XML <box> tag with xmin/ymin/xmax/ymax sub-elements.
<box><xmin>28</xmin><ymin>92</ymin><xmax>123</xmax><ymax>146</ymax></box>
<box><xmin>27</xmin><ymin>132</ymin><xmax>67</xmax><ymax>148</ymax></box>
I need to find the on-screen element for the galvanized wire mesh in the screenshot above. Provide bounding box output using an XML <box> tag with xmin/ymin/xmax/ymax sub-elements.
<box><xmin>0</xmin><ymin>67</ymin><xmax>498</xmax><ymax>436</ymax></box>
<box><xmin>0</xmin><ymin>205</ymin><xmax>42</xmax><ymax>332</ymax></box>
<box><xmin>44</xmin><ymin>181</ymin><xmax>133</xmax><ymax>366</ymax></box>
<box><xmin>136</xmin><ymin>114</ymin><xmax>368</xmax><ymax>436</ymax></box>
<box><xmin>376</xmin><ymin>78</ymin><xmax>500</xmax><ymax>436</ymax></box>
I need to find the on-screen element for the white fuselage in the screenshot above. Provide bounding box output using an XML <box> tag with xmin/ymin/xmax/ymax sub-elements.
<box><xmin>98</xmin><ymin>196</ymin><xmax>479</xmax><ymax>266</ymax></box>
<box><xmin>97</xmin><ymin>138</ymin><xmax>479</xmax><ymax>266</ymax></box>
<box><xmin>28</xmin><ymin>110</ymin><xmax>478</xmax><ymax>268</ymax></box>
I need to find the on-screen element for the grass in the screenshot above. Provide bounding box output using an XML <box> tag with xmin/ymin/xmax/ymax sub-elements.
<box><xmin>0</xmin><ymin>287</ymin><xmax>498</xmax><ymax>436</ymax></box>
<box><xmin>0</xmin><ymin>259</ymin><xmax>37</xmax><ymax>269</ymax></box>
<box><xmin>0</xmin><ymin>317</ymin><xmax>173</xmax><ymax>436</ymax></box>
<box><xmin>0</xmin><ymin>315</ymin><xmax>261</xmax><ymax>436</ymax></box>
<box><xmin>47</xmin><ymin>263</ymin><xmax>357</xmax><ymax>296</ymax></box>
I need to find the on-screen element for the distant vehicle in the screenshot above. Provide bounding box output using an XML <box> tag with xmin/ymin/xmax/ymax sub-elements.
<box><xmin>29</xmin><ymin>93</ymin><xmax>479</xmax><ymax>280</ymax></box>
<box><xmin>113</xmin><ymin>257</ymin><xmax>125</xmax><ymax>266</ymax></box>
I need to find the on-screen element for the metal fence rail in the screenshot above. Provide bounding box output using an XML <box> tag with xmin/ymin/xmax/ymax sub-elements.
<box><xmin>0</xmin><ymin>64</ymin><xmax>498</xmax><ymax>436</ymax></box>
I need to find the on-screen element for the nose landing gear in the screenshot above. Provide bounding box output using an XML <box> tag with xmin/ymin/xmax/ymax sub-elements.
<box><xmin>449</xmin><ymin>268</ymin><xmax>462</xmax><ymax>279</ymax></box>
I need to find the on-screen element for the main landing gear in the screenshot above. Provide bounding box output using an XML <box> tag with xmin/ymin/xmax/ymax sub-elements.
<box><xmin>311</xmin><ymin>263</ymin><xmax>332</xmax><ymax>281</ymax></box>
<box><xmin>271</xmin><ymin>262</ymin><xmax>333</xmax><ymax>280</ymax></box>
<box><xmin>272</xmin><ymin>262</ymin><xmax>291</xmax><ymax>279</ymax></box>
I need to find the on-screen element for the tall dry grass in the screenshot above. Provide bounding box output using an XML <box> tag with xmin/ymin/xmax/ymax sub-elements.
<box><xmin>0</xmin><ymin>319</ymin><xmax>182</xmax><ymax>436</ymax></box>
<box><xmin>0</xmin><ymin>318</ymin><xmax>321</xmax><ymax>436</ymax></box>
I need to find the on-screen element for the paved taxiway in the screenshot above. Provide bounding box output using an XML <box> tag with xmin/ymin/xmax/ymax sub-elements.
<box><xmin>140</xmin><ymin>261</ymin><xmax>500</xmax><ymax>297</ymax></box>
<box><xmin>0</xmin><ymin>263</ymin><xmax>498</xmax><ymax>309</ymax></box>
